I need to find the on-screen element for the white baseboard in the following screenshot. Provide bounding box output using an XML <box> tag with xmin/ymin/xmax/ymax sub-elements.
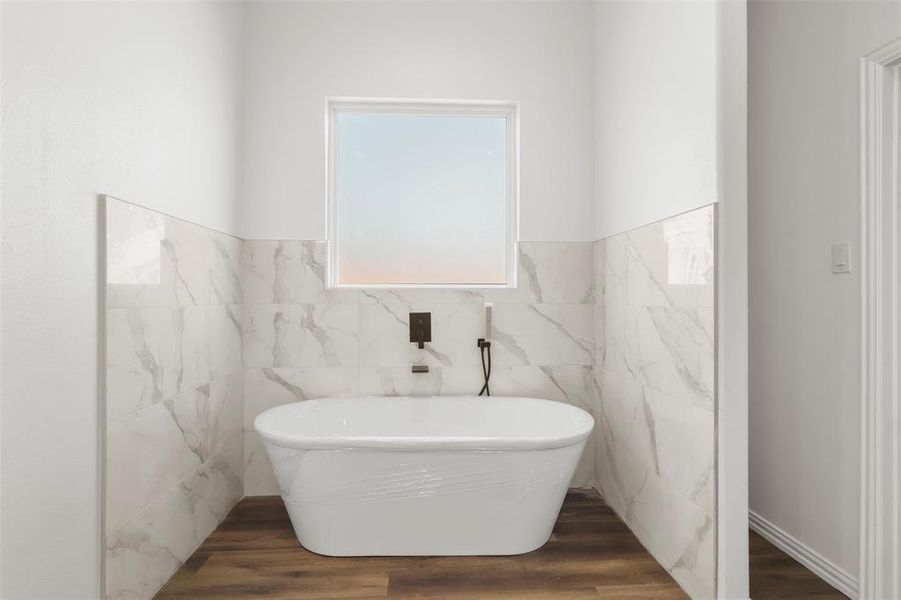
<box><xmin>749</xmin><ymin>510</ymin><xmax>857</xmax><ymax>599</ymax></box>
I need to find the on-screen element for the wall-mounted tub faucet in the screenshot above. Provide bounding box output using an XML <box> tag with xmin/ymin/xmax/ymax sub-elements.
<box><xmin>409</xmin><ymin>312</ymin><xmax>431</xmax><ymax>349</ymax></box>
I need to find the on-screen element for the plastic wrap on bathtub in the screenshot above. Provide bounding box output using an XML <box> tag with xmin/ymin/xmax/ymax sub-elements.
<box><xmin>289</xmin><ymin>455</ymin><xmax>565</xmax><ymax>505</ymax></box>
<box><xmin>260</xmin><ymin>442</ymin><xmax>587</xmax><ymax>556</ymax></box>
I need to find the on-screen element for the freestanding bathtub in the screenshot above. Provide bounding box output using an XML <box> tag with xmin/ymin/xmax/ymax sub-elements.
<box><xmin>254</xmin><ymin>395</ymin><xmax>594</xmax><ymax>557</ymax></box>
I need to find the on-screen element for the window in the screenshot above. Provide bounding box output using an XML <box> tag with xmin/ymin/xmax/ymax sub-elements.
<box><xmin>327</xmin><ymin>98</ymin><xmax>518</xmax><ymax>287</ymax></box>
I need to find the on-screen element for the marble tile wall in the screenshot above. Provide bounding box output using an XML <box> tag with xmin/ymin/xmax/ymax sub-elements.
<box><xmin>103</xmin><ymin>198</ymin><xmax>244</xmax><ymax>600</ymax></box>
<box><xmin>591</xmin><ymin>205</ymin><xmax>717</xmax><ymax>599</ymax></box>
<box><xmin>103</xmin><ymin>197</ymin><xmax>717</xmax><ymax>600</ymax></box>
<box><xmin>241</xmin><ymin>240</ymin><xmax>598</xmax><ymax>495</ymax></box>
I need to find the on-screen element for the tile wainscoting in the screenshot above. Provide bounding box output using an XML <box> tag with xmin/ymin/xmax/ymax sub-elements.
<box><xmin>102</xmin><ymin>197</ymin><xmax>716</xmax><ymax>600</ymax></box>
<box><xmin>103</xmin><ymin>198</ymin><xmax>244</xmax><ymax>600</ymax></box>
<box><xmin>591</xmin><ymin>205</ymin><xmax>717</xmax><ymax>599</ymax></box>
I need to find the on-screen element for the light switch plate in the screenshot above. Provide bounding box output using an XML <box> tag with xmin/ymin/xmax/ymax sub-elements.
<box><xmin>832</xmin><ymin>242</ymin><xmax>852</xmax><ymax>274</ymax></box>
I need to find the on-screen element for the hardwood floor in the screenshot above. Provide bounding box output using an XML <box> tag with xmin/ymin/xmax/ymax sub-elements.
<box><xmin>155</xmin><ymin>492</ymin><xmax>847</xmax><ymax>599</ymax></box>
<box><xmin>749</xmin><ymin>531</ymin><xmax>848</xmax><ymax>599</ymax></box>
<box><xmin>154</xmin><ymin>490</ymin><xmax>687</xmax><ymax>599</ymax></box>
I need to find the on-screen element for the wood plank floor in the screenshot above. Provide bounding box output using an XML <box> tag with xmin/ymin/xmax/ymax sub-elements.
<box><xmin>749</xmin><ymin>530</ymin><xmax>848</xmax><ymax>599</ymax></box>
<box><xmin>155</xmin><ymin>490</ymin><xmax>687</xmax><ymax>599</ymax></box>
<box><xmin>155</xmin><ymin>491</ymin><xmax>848</xmax><ymax>599</ymax></box>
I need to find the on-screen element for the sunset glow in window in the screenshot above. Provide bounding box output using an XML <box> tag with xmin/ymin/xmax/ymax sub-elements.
<box><xmin>328</xmin><ymin>99</ymin><xmax>517</xmax><ymax>287</ymax></box>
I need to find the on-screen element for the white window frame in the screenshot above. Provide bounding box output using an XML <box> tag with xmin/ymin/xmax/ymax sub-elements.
<box><xmin>325</xmin><ymin>97</ymin><xmax>519</xmax><ymax>289</ymax></box>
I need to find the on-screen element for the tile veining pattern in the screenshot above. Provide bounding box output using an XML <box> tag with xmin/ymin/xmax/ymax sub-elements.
<box><xmin>103</xmin><ymin>198</ymin><xmax>717</xmax><ymax>600</ymax></box>
<box><xmin>241</xmin><ymin>240</ymin><xmax>598</xmax><ymax>495</ymax></box>
<box><xmin>104</xmin><ymin>198</ymin><xmax>244</xmax><ymax>600</ymax></box>
<box><xmin>591</xmin><ymin>205</ymin><xmax>716</xmax><ymax>599</ymax></box>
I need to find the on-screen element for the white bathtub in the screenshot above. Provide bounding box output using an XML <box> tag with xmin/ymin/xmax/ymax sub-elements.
<box><xmin>254</xmin><ymin>395</ymin><xmax>594</xmax><ymax>557</ymax></box>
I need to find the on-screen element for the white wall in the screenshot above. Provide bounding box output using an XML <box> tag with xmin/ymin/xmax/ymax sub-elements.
<box><xmin>240</xmin><ymin>0</ymin><xmax>596</xmax><ymax>242</ymax></box>
<box><xmin>716</xmin><ymin>1</ymin><xmax>749</xmax><ymax>597</ymax></box>
<box><xmin>749</xmin><ymin>0</ymin><xmax>901</xmax><ymax>579</ymax></box>
<box><xmin>593</xmin><ymin>1</ymin><xmax>718</xmax><ymax>241</ymax></box>
<box><xmin>0</xmin><ymin>2</ymin><xmax>243</xmax><ymax>597</ymax></box>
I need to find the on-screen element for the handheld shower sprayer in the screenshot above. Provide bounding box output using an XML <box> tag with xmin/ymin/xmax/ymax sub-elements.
<box><xmin>478</xmin><ymin>303</ymin><xmax>493</xmax><ymax>396</ymax></box>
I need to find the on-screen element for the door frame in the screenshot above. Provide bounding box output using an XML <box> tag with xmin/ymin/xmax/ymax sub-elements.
<box><xmin>859</xmin><ymin>36</ymin><xmax>901</xmax><ymax>600</ymax></box>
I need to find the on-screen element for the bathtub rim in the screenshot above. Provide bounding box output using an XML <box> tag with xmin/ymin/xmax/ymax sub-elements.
<box><xmin>254</xmin><ymin>395</ymin><xmax>595</xmax><ymax>451</ymax></box>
